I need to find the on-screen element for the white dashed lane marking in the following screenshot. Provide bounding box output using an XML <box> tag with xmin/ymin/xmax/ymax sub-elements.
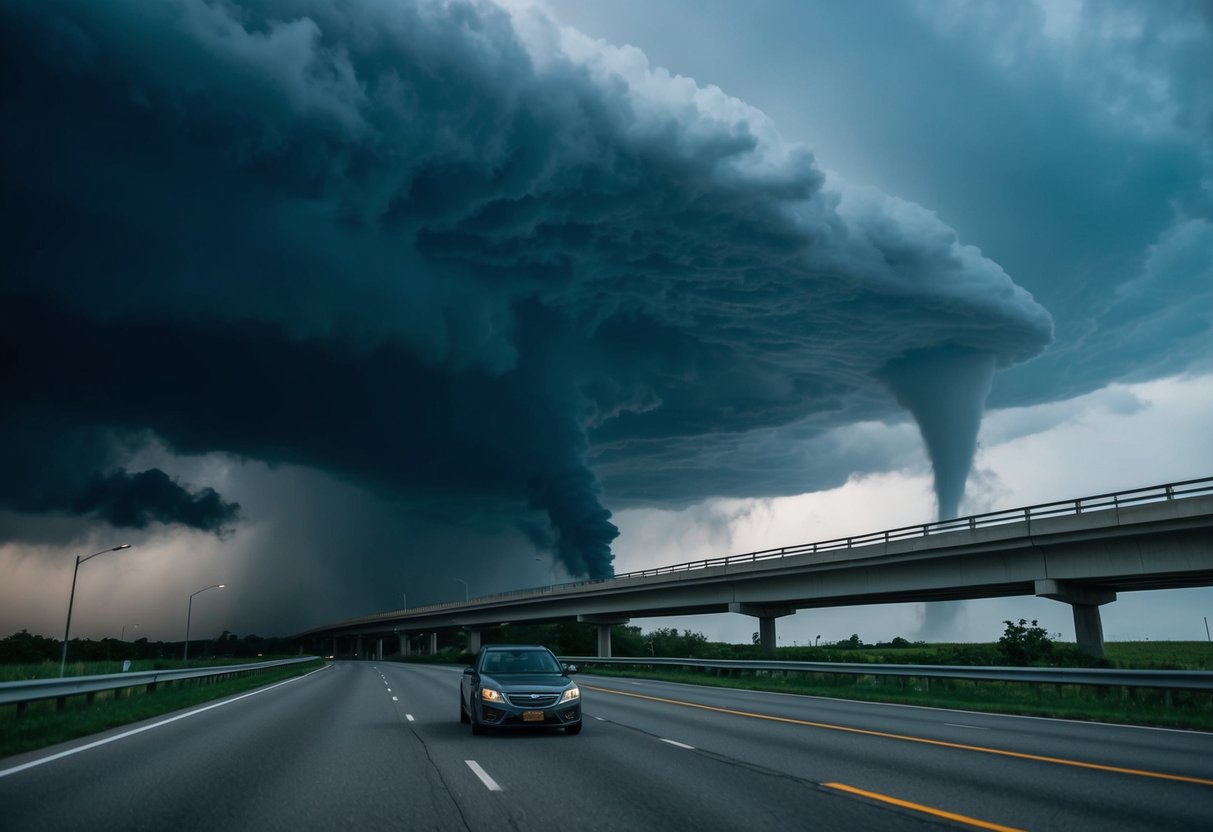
<box><xmin>465</xmin><ymin>760</ymin><xmax>503</xmax><ymax>792</ymax></box>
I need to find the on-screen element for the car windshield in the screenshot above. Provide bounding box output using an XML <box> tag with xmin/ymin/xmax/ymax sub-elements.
<box><xmin>482</xmin><ymin>650</ymin><xmax>562</xmax><ymax>675</ymax></box>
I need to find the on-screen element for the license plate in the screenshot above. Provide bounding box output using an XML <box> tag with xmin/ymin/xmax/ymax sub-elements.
<box><xmin>522</xmin><ymin>710</ymin><xmax>545</xmax><ymax>722</ymax></box>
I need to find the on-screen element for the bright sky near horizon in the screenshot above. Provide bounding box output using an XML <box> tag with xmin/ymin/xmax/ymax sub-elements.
<box><xmin>1</xmin><ymin>0</ymin><xmax>1210</xmax><ymax>646</ymax></box>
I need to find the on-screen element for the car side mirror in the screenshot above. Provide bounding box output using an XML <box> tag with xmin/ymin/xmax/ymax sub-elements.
<box><xmin>563</xmin><ymin>663</ymin><xmax>578</xmax><ymax>674</ymax></box>
<box><xmin>463</xmin><ymin>667</ymin><xmax>475</xmax><ymax>676</ymax></box>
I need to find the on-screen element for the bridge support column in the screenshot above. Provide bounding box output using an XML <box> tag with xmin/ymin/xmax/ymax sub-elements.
<box><xmin>578</xmin><ymin>615</ymin><xmax>630</xmax><ymax>657</ymax></box>
<box><xmin>332</xmin><ymin>637</ymin><xmax>338</xmax><ymax>658</ymax></box>
<box><xmin>465</xmin><ymin>628</ymin><xmax>481</xmax><ymax>655</ymax></box>
<box><xmin>375</xmin><ymin>639</ymin><xmax>384</xmax><ymax>661</ymax></box>
<box><xmin>356</xmin><ymin>635</ymin><xmax>364</xmax><ymax>660</ymax></box>
<box><xmin>399</xmin><ymin>633</ymin><xmax>409</xmax><ymax>656</ymax></box>
<box><xmin>1035</xmin><ymin>579</ymin><xmax>1116</xmax><ymax>657</ymax></box>
<box><xmin>729</xmin><ymin>603</ymin><xmax>795</xmax><ymax>653</ymax></box>
<box><xmin>429</xmin><ymin>632</ymin><xmax>438</xmax><ymax>655</ymax></box>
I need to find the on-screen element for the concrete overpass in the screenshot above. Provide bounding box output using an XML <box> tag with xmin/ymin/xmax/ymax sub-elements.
<box><xmin>296</xmin><ymin>477</ymin><xmax>1213</xmax><ymax>658</ymax></box>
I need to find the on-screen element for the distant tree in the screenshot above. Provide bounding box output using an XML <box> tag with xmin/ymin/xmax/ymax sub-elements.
<box><xmin>998</xmin><ymin>619</ymin><xmax>1054</xmax><ymax>666</ymax></box>
<box><xmin>608</xmin><ymin>625</ymin><xmax>645</xmax><ymax>657</ymax></box>
<box><xmin>0</xmin><ymin>630</ymin><xmax>58</xmax><ymax>663</ymax></box>
<box><xmin>639</xmin><ymin>627</ymin><xmax>708</xmax><ymax>657</ymax></box>
<box><xmin>476</xmin><ymin>622</ymin><xmax>598</xmax><ymax>656</ymax></box>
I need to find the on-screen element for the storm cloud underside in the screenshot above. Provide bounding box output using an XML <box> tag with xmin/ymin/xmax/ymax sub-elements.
<box><xmin>0</xmin><ymin>0</ymin><xmax>1052</xmax><ymax>583</ymax></box>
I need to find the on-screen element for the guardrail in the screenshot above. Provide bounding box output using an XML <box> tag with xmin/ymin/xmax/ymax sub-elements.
<box><xmin>306</xmin><ymin>475</ymin><xmax>1213</xmax><ymax>633</ymax></box>
<box><xmin>560</xmin><ymin>656</ymin><xmax>1213</xmax><ymax>691</ymax></box>
<box><xmin>0</xmin><ymin>656</ymin><xmax>323</xmax><ymax>713</ymax></box>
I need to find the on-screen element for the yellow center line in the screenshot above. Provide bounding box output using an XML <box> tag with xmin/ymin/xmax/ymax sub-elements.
<box><xmin>824</xmin><ymin>782</ymin><xmax>1025</xmax><ymax>832</ymax></box>
<box><xmin>582</xmin><ymin>684</ymin><xmax>1213</xmax><ymax>787</ymax></box>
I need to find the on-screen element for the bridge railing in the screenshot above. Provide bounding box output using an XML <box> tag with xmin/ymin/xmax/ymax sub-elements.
<box><xmin>597</xmin><ymin>475</ymin><xmax>1213</xmax><ymax>582</ymax></box>
<box><xmin>308</xmin><ymin>476</ymin><xmax>1213</xmax><ymax>632</ymax></box>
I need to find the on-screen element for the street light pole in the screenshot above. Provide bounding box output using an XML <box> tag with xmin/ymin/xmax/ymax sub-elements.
<box><xmin>59</xmin><ymin>544</ymin><xmax>132</xmax><ymax>677</ymax></box>
<box><xmin>184</xmin><ymin>584</ymin><xmax>225</xmax><ymax>662</ymax></box>
<box><xmin>454</xmin><ymin>578</ymin><xmax>468</xmax><ymax>601</ymax></box>
<box><xmin>534</xmin><ymin>556</ymin><xmax>555</xmax><ymax>587</ymax></box>
<box><xmin>120</xmin><ymin>624</ymin><xmax>140</xmax><ymax>642</ymax></box>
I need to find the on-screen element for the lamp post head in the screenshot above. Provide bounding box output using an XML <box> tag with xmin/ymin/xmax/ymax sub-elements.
<box><xmin>114</xmin><ymin>544</ymin><xmax>131</xmax><ymax>551</ymax></box>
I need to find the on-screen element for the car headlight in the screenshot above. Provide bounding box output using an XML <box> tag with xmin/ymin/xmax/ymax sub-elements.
<box><xmin>559</xmin><ymin>685</ymin><xmax>580</xmax><ymax>703</ymax></box>
<box><xmin>480</xmin><ymin>687</ymin><xmax>504</xmax><ymax>703</ymax></box>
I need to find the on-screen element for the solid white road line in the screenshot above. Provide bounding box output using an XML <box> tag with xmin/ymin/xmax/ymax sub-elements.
<box><xmin>465</xmin><ymin>760</ymin><xmax>503</xmax><ymax>791</ymax></box>
<box><xmin>660</xmin><ymin>738</ymin><xmax>695</xmax><ymax>750</ymax></box>
<box><xmin>0</xmin><ymin>665</ymin><xmax>330</xmax><ymax>780</ymax></box>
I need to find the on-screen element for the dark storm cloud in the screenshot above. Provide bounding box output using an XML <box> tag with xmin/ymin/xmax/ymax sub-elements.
<box><xmin>0</xmin><ymin>0</ymin><xmax>1051</xmax><ymax>580</ymax></box>
<box><xmin>0</xmin><ymin>417</ymin><xmax>239</xmax><ymax>534</ymax></box>
<box><xmin>72</xmin><ymin>470</ymin><xmax>240</xmax><ymax>532</ymax></box>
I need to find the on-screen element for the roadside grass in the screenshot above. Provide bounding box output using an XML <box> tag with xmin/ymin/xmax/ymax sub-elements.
<box><xmin>0</xmin><ymin>659</ymin><xmax>325</xmax><ymax>758</ymax></box>
<box><xmin>579</xmin><ymin>652</ymin><xmax>1213</xmax><ymax>732</ymax></box>
<box><xmin>1104</xmin><ymin>641</ymin><xmax>1213</xmax><ymax>670</ymax></box>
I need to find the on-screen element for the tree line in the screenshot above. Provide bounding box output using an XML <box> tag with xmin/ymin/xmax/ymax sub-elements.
<box><xmin>448</xmin><ymin>619</ymin><xmax>1104</xmax><ymax>668</ymax></box>
<box><xmin>2</xmin><ymin>617</ymin><xmax>1092</xmax><ymax>667</ymax></box>
<box><xmin>0</xmin><ymin>630</ymin><xmax>295</xmax><ymax>664</ymax></box>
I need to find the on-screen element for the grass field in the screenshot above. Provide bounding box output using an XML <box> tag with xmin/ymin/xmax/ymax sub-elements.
<box><xmin>1104</xmin><ymin>641</ymin><xmax>1213</xmax><ymax>670</ymax></box>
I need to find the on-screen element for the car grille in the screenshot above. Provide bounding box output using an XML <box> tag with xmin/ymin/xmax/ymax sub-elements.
<box><xmin>504</xmin><ymin>691</ymin><xmax>560</xmax><ymax>707</ymax></box>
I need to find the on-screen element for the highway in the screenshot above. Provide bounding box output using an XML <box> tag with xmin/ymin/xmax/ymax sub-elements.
<box><xmin>2</xmin><ymin>661</ymin><xmax>1211</xmax><ymax>831</ymax></box>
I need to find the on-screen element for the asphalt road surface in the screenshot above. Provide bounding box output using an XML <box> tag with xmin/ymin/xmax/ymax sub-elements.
<box><xmin>2</xmin><ymin>661</ymin><xmax>1211</xmax><ymax>831</ymax></box>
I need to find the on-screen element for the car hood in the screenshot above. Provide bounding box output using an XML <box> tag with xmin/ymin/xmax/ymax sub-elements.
<box><xmin>481</xmin><ymin>673</ymin><xmax>572</xmax><ymax>690</ymax></box>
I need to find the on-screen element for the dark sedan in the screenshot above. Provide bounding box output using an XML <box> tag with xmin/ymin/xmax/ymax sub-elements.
<box><xmin>460</xmin><ymin>644</ymin><xmax>582</xmax><ymax>735</ymax></box>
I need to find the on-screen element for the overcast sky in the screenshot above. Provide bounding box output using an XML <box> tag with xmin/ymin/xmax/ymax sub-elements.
<box><xmin>1</xmin><ymin>0</ymin><xmax>1210</xmax><ymax>647</ymax></box>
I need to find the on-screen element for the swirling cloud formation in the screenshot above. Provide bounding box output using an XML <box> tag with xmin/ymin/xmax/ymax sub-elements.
<box><xmin>0</xmin><ymin>0</ymin><xmax>1052</xmax><ymax>578</ymax></box>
